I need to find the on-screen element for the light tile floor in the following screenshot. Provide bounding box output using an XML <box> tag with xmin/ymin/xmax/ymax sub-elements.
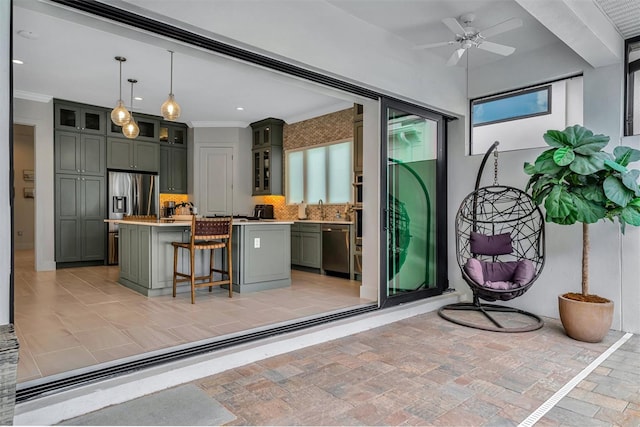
<box><xmin>14</xmin><ymin>250</ymin><xmax>372</xmax><ymax>382</ymax></box>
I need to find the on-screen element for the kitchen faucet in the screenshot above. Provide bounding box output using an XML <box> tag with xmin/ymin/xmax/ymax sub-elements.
<box><xmin>318</xmin><ymin>199</ymin><xmax>325</xmax><ymax>220</ymax></box>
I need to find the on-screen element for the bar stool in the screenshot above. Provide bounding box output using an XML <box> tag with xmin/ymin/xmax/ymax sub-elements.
<box><xmin>171</xmin><ymin>216</ymin><xmax>233</xmax><ymax>304</ymax></box>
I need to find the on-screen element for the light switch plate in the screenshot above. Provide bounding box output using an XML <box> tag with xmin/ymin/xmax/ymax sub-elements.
<box><xmin>254</xmin><ymin>237</ymin><xmax>260</xmax><ymax>248</ymax></box>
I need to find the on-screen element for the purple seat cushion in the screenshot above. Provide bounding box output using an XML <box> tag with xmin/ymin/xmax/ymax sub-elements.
<box><xmin>470</xmin><ymin>232</ymin><xmax>513</xmax><ymax>256</ymax></box>
<box><xmin>464</xmin><ymin>258</ymin><xmax>535</xmax><ymax>289</ymax></box>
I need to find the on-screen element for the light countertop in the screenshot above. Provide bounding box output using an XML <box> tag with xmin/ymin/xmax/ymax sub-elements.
<box><xmin>294</xmin><ymin>220</ymin><xmax>353</xmax><ymax>225</ymax></box>
<box><xmin>104</xmin><ymin>219</ymin><xmax>295</xmax><ymax>227</ymax></box>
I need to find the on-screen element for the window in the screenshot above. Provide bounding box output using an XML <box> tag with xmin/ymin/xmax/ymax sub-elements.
<box><xmin>470</xmin><ymin>75</ymin><xmax>583</xmax><ymax>155</ymax></box>
<box><xmin>472</xmin><ymin>86</ymin><xmax>551</xmax><ymax>126</ymax></box>
<box><xmin>286</xmin><ymin>140</ymin><xmax>353</xmax><ymax>204</ymax></box>
<box><xmin>625</xmin><ymin>36</ymin><xmax>640</xmax><ymax>136</ymax></box>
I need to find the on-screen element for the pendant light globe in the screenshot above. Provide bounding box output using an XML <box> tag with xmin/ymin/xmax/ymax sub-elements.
<box><xmin>123</xmin><ymin>78</ymin><xmax>139</xmax><ymax>139</ymax></box>
<box><xmin>161</xmin><ymin>50</ymin><xmax>181</xmax><ymax>121</ymax></box>
<box><xmin>110</xmin><ymin>56</ymin><xmax>131</xmax><ymax>126</ymax></box>
<box><xmin>111</xmin><ymin>99</ymin><xmax>131</xmax><ymax>126</ymax></box>
<box><xmin>122</xmin><ymin>117</ymin><xmax>140</xmax><ymax>139</ymax></box>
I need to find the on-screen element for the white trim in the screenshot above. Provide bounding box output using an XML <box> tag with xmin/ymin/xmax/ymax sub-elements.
<box><xmin>13</xmin><ymin>90</ymin><xmax>53</xmax><ymax>103</ymax></box>
<box><xmin>189</xmin><ymin>120</ymin><xmax>248</xmax><ymax>128</ymax></box>
<box><xmin>518</xmin><ymin>332</ymin><xmax>633</xmax><ymax>427</ymax></box>
<box><xmin>14</xmin><ymin>294</ymin><xmax>460</xmax><ymax>426</ymax></box>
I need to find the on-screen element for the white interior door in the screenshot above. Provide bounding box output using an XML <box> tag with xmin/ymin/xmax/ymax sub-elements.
<box><xmin>198</xmin><ymin>147</ymin><xmax>233</xmax><ymax>216</ymax></box>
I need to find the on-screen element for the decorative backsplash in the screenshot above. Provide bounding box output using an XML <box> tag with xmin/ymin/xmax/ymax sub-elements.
<box><xmin>253</xmin><ymin>195</ymin><xmax>353</xmax><ymax>222</ymax></box>
<box><xmin>160</xmin><ymin>193</ymin><xmax>189</xmax><ymax>207</ymax></box>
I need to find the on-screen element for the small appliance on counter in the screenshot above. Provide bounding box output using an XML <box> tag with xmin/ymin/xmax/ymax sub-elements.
<box><xmin>253</xmin><ymin>204</ymin><xmax>274</xmax><ymax>219</ymax></box>
<box><xmin>297</xmin><ymin>201</ymin><xmax>307</xmax><ymax>220</ymax></box>
<box><xmin>163</xmin><ymin>201</ymin><xmax>176</xmax><ymax>218</ymax></box>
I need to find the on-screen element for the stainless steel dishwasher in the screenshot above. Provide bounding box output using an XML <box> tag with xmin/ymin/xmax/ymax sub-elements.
<box><xmin>322</xmin><ymin>224</ymin><xmax>350</xmax><ymax>274</ymax></box>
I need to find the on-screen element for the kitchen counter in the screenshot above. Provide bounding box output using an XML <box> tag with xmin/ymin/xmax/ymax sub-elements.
<box><xmin>105</xmin><ymin>218</ymin><xmax>294</xmax><ymax>227</ymax></box>
<box><xmin>294</xmin><ymin>220</ymin><xmax>353</xmax><ymax>225</ymax></box>
<box><xmin>111</xmin><ymin>219</ymin><xmax>292</xmax><ymax>296</ymax></box>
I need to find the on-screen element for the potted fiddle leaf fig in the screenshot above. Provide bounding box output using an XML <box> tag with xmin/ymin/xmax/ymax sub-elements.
<box><xmin>524</xmin><ymin>124</ymin><xmax>640</xmax><ymax>342</ymax></box>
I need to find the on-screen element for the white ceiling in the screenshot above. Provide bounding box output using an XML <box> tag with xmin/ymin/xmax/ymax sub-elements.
<box><xmin>11</xmin><ymin>0</ymin><xmax>635</xmax><ymax>126</ymax></box>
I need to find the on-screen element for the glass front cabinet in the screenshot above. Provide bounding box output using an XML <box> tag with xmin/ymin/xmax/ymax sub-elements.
<box><xmin>250</xmin><ymin>118</ymin><xmax>284</xmax><ymax>195</ymax></box>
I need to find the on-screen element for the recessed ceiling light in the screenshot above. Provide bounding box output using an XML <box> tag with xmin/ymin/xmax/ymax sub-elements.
<box><xmin>134</xmin><ymin>96</ymin><xmax>143</xmax><ymax>101</ymax></box>
<box><xmin>12</xmin><ymin>59</ymin><xmax>24</xmax><ymax>65</ymax></box>
<box><xmin>236</xmin><ymin>107</ymin><xmax>244</xmax><ymax>111</ymax></box>
<box><xmin>17</xmin><ymin>30</ymin><xmax>39</xmax><ymax>40</ymax></box>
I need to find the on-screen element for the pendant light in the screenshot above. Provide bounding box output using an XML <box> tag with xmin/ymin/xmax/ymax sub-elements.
<box><xmin>110</xmin><ymin>56</ymin><xmax>131</xmax><ymax>126</ymax></box>
<box><xmin>160</xmin><ymin>50</ymin><xmax>181</xmax><ymax>121</ymax></box>
<box><xmin>122</xmin><ymin>79</ymin><xmax>140</xmax><ymax>139</ymax></box>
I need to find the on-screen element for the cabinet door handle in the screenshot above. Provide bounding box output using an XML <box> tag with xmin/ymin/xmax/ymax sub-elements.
<box><xmin>81</xmin><ymin>169</ymin><xmax>85</xmax><ymax>173</ymax></box>
<box><xmin>77</xmin><ymin>169</ymin><xmax>80</xmax><ymax>173</ymax></box>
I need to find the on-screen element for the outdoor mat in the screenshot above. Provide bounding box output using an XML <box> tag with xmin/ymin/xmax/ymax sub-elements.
<box><xmin>58</xmin><ymin>384</ymin><xmax>236</xmax><ymax>426</ymax></box>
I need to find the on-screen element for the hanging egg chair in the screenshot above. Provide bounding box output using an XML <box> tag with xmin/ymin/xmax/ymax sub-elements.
<box><xmin>438</xmin><ymin>141</ymin><xmax>546</xmax><ymax>332</ymax></box>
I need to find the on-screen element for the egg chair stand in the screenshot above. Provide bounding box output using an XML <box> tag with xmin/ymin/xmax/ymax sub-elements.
<box><xmin>438</xmin><ymin>141</ymin><xmax>546</xmax><ymax>333</ymax></box>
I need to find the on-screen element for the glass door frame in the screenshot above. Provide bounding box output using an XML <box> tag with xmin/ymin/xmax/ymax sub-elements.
<box><xmin>379</xmin><ymin>97</ymin><xmax>449</xmax><ymax>308</ymax></box>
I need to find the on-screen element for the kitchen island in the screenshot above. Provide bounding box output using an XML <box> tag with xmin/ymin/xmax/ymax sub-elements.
<box><xmin>105</xmin><ymin>219</ymin><xmax>293</xmax><ymax>296</ymax></box>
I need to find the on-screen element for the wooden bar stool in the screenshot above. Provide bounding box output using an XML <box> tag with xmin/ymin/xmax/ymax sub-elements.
<box><xmin>171</xmin><ymin>216</ymin><xmax>233</xmax><ymax>304</ymax></box>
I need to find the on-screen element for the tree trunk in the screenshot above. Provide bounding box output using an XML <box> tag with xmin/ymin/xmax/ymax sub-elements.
<box><xmin>582</xmin><ymin>222</ymin><xmax>589</xmax><ymax>296</ymax></box>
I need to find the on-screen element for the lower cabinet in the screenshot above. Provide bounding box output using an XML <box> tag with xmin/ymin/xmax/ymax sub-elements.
<box><xmin>55</xmin><ymin>174</ymin><xmax>106</xmax><ymax>263</ymax></box>
<box><xmin>290</xmin><ymin>222</ymin><xmax>321</xmax><ymax>269</ymax></box>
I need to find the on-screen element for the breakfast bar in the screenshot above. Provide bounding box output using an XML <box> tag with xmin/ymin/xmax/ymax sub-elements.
<box><xmin>105</xmin><ymin>219</ymin><xmax>293</xmax><ymax>297</ymax></box>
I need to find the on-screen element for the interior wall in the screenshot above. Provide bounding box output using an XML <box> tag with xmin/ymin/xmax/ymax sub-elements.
<box><xmin>455</xmin><ymin>42</ymin><xmax>631</xmax><ymax>331</ymax></box>
<box><xmin>13</xmin><ymin>97</ymin><xmax>55</xmax><ymax>271</ymax></box>
<box><xmin>12</xmin><ymin>124</ymin><xmax>35</xmax><ymax>250</ymax></box>
<box><xmin>191</xmin><ymin>126</ymin><xmax>253</xmax><ymax>216</ymax></box>
<box><xmin>1</xmin><ymin>0</ymin><xmax>11</xmax><ymax>324</ymax></box>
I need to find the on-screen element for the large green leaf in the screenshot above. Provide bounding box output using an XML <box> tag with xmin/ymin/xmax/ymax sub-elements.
<box><xmin>543</xmin><ymin>130</ymin><xmax>571</xmax><ymax>148</ymax></box>
<box><xmin>553</xmin><ymin>147</ymin><xmax>575</xmax><ymax>166</ymax></box>
<box><xmin>604</xmin><ymin>159</ymin><xmax>628</xmax><ymax>173</ymax></box>
<box><xmin>572</xmin><ymin>194</ymin><xmax>606</xmax><ymax>223</ymax></box>
<box><xmin>535</xmin><ymin>149</ymin><xmax>564</xmax><ymax>174</ymax></box>
<box><xmin>576</xmin><ymin>184</ymin><xmax>606</xmax><ymax>203</ymax></box>
<box><xmin>544</xmin><ymin>185</ymin><xmax>577</xmax><ymax>223</ymax></box>
<box><xmin>622</xmin><ymin>169</ymin><xmax>640</xmax><ymax>196</ymax></box>
<box><xmin>523</xmin><ymin>162</ymin><xmax>536</xmax><ymax>175</ymax></box>
<box><xmin>613</xmin><ymin>146</ymin><xmax>640</xmax><ymax>167</ymax></box>
<box><xmin>604</xmin><ymin>175</ymin><xmax>635</xmax><ymax>207</ymax></box>
<box><xmin>620</xmin><ymin>205</ymin><xmax>640</xmax><ymax>226</ymax></box>
<box><xmin>572</xmin><ymin>131</ymin><xmax>609</xmax><ymax>155</ymax></box>
<box><xmin>569</xmin><ymin>152</ymin><xmax>610</xmax><ymax>175</ymax></box>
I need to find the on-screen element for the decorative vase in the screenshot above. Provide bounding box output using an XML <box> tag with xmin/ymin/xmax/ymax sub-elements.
<box><xmin>558</xmin><ymin>294</ymin><xmax>613</xmax><ymax>343</ymax></box>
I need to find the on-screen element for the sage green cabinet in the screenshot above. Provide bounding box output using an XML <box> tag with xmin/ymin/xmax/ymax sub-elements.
<box><xmin>291</xmin><ymin>222</ymin><xmax>321</xmax><ymax>269</ymax></box>
<box><xmin>159</xmin><ymin>123</ymin><xmax>187</xmax><ymax>147</ymax></box>
<box><xmin>160</xmin><ymin>146</ymin><xmax>187</xmax><ymax>193</ymax></box>
<box><xmin>55</xmin><ymin>131</ymin><xmax>105</xmax><ymax>176</ymax></box>
<box><xmin>107</xmin><ymin>137</ymin><xmax>160</xmax><ymax>172</ymax></box>
<box><xmin>118</xmin><ymin>223</ymin><xmax>151</xmax><ymax>287</ymax></box>
<box><xmin>55</xmin><ymin>174</ymin><xmax>106</xmax><ymax>263</ymax></box>
<box><xmin>107</xmin><ymin>113</ymin><xmax>159</xmax><ymax>142</ymax></box>
<box><xmin>250</xmin><ymin>118</ymin><xmax>284</xmax><ymax>195</ymax></box>
<box><xmin>54</xmin><ymin>102</ymin><xmax>106</xmax><ymax>135</ymax></box>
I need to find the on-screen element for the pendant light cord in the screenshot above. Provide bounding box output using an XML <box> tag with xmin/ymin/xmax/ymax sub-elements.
<box><xmin>169</xmin><ymin>50</ymin><xmax>174</xmax><ymax>95</ymax></box>
<box><xmin>119</xmin><ymin>60</ymin><xmax>123</xmax><ymax>101</ymax></box>
<box><xmin>129</xmin><ymin>81</ymin><xmax>135</xmax><ymax>112</ymax></box>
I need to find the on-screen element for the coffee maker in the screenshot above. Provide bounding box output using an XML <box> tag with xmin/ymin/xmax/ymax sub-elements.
<box><xmin>163</xmin><ymin>201</ymin><xmax>176</xmax><ymax>218</ymax></box>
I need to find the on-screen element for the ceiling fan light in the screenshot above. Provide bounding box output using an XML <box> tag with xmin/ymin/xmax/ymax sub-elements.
<box><xmin>122</xmin><ymin>117</ymin><xmax>139</xmax><ymax>139</ymax></box>
<box><xmin>161</xmin><ymin>93</ymin><xmax>181</xmax><ymax>121</ymax></box>
<box><xmin>110</xmin><ymin>99</ymin><xmax>130</xmax><ymax>126</ymax></box>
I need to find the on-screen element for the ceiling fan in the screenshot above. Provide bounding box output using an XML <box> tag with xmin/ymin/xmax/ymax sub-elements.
<box><xmin>414</xmin><ymin>13</ymin><xmax>523</xmax><ymax>66</ymax></box>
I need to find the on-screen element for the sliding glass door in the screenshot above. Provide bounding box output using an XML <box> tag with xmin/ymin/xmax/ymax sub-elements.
<box><xmin>380</xmin><ymin>98</ymin><xmax>447</xmax><ymax>307</ymax></box>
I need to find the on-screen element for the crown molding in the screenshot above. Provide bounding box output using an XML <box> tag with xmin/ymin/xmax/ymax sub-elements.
<box><xmin>188</xmin><ymin>121</ymin><xmax>248</xmax><ymax>128</ymax></box>
<box><xmin>13</xmin><ymin>90</ymin><xmax>53</xmax><ymax>103</ymax></box>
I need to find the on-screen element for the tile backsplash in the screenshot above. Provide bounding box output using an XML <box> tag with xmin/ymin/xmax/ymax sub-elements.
<box><xmin>253</xmin><ymin>195</ymin><xmax>354</xmax><ymax>222</ymax></box>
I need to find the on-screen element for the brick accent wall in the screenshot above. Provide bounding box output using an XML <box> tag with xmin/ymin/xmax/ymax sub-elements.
<box><xmin>253</xmin><ymin>107</ymin><xmax>356</xmax><ymax>221</ymax></box>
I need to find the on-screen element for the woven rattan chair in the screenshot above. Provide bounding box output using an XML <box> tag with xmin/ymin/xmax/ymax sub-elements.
<box><xmin>171</xmin><ymin>216</ymin><xmax>233</xmax><ymax>304</ymax></box>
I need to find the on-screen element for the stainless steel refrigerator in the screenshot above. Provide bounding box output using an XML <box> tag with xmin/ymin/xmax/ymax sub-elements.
<box><xmin>107</xmin><ymin>171</ymin><xmax>159</xmax><ymax>264</ymax></box>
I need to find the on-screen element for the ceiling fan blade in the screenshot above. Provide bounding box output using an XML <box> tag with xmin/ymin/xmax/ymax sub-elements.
<box><xmin>446</xmin><ymin>48</ymin><xmax>466</xmax><ymax>66</ymax></box>
<box><xmin>412</xmin><ymin>40</ymin><xmax>454</xmax><ymax>50</ymax></box>
<box><xmin>480</xmin><ymin>18</ymin><xmax>523</xmax><ymax>38</ymax></box>
<box><xmin>442</xmin><ymin>17</ymin><xmax>466</xmax><ymax>35</ymax></box>
<box><xmin>477</xmin><ymin>41</ymin><xmax>516</xmax><ymax>56</ymax></box>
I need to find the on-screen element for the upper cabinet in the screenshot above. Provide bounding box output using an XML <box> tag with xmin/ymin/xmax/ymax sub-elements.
<box><xmin>353</xmin><ymin>104</ymin><xmax>363</xmax><ymax>174</ymax></box>
<box><xmin>55</xmin><ymin>102</ymin><xmax>107</xmax><ymax>135</ymax></box>
<box><xmin>107</xmin><ymin>138</ymin><xmax>160</xmax><ymax>173</ymax></box>
<box><xmin>250</xmin><ymin>118</ymin><xmax>284</xmax><ymax>196</ymax></box>
<box><xmin>107</xmin><ymin>113</ymin><xmax>159</xmax><ymax>142</ymax></box>
<box><xmin>252</xmin><ymin>117</ymin><xmax>283</xmax><ymax>149</ymax></box>
<box><xmin>159</xmin><ymin>122</ymin><xmax>187</xmax><ymax>147</ymax></box>
<box><xmin>55</xmin><ymin>131</ymin><xmax>105</xmax><ymax>176</ymax></box>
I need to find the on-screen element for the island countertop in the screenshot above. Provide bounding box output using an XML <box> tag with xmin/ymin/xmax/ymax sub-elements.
<box><xmin>104</xmin><ymin>219</ymin><xmax>295</xmax><ymax>227</ymax></box>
